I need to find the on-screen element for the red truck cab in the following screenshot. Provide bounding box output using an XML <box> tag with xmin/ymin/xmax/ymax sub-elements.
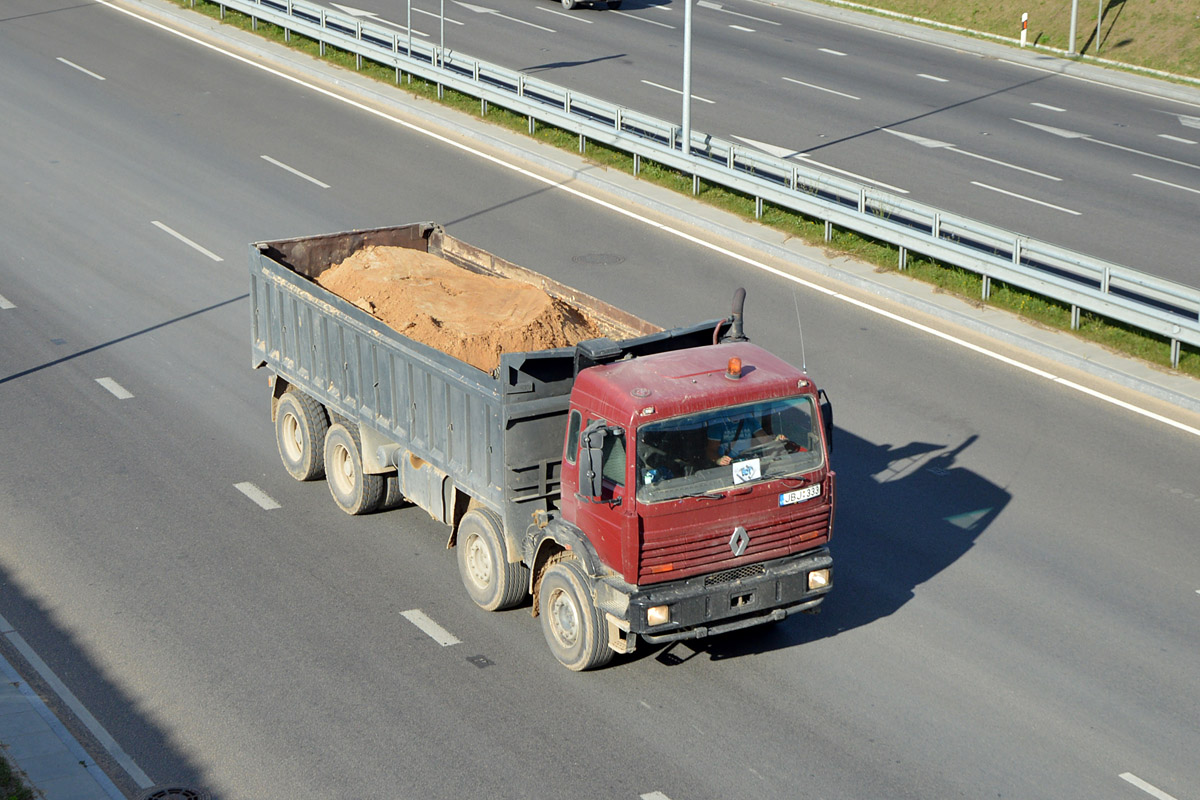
<box><xmin>547</xmin><ymin>339</ymin><xmax>834</xmax><ymax>659</ymax></box>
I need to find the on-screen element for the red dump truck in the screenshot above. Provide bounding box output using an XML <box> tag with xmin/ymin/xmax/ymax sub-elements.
<box><xmin>250</xmin><ymin>222</ymin><xmax>834</xmax><ymax>670</ymax></box>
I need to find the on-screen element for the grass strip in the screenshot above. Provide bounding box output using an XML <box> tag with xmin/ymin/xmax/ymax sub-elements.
<box><xmin>167</xmin><ymin>0</ymin><xmax>1200</xmax><ymax>378</ymax></box>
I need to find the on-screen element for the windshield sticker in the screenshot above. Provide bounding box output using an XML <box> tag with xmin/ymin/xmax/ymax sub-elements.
<box><xmin>731</xmin><ymin>458</ymin><xmax>762</xmax><ymax>485</ymax></box>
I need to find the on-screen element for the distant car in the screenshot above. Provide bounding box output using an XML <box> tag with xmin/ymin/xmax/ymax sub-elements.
<box><xmin>560</xmin><ymin>0</ymin><xmax>621</xmax><ymax>8</ymax></box>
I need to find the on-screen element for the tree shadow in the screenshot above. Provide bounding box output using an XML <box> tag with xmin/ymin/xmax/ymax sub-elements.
<box><xmin>640</xmin><ymin>427</ymin><xmax>1010</xmax><ymax>666</ymax></box>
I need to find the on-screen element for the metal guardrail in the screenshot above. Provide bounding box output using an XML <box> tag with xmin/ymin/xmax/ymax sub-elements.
<box><xmin>205</xmin><ymin>0</ymin><xmax>1200</xmax><ymax>367</ymax></box>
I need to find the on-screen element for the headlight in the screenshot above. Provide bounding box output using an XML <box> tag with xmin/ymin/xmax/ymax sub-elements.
<box><xmin>647</xmin><ymin>605</ymin><xmax>671</xmax><ymax>626</ymax></box>
<box><xmin>807</xmin><ymin>568</ymin><xmax>830</xmax><ymax>590</ymax></box>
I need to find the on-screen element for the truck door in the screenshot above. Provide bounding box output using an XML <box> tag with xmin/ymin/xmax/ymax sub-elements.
<box><xmin>572</xmin><ymin>418</ymin><xmax>631</xmax><ymax>577</ymax></box>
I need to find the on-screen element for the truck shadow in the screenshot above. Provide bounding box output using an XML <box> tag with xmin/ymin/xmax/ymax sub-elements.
<box><xmin>642</xmin><ymin>428</ymin><xmax>1009</xmax><ymax>666</ymax></box>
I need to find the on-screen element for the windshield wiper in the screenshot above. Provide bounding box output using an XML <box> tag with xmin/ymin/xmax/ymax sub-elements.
<box><xmin>676</xmin><ymin>490</ymin><xmax>726</xmax><ymax>500</ymax></box>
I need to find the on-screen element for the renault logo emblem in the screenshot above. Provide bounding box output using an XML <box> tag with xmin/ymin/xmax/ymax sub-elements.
<box><xmin>730</xmin><ymin>526</ymin><xmax>749</xmax><ymax>557</ymax></box>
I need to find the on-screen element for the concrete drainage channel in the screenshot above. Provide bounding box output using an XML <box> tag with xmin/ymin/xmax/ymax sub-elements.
<box><xmin>136</xmin><ymin>787</ymin><xmax>213</xmax><ymax>800</ymax></box>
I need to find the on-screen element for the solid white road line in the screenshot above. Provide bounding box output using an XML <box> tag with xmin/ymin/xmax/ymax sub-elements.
<box><xmin>782</xmin><ymin>76</ymin><xmax>860</xmax><ymax>100</ymax></box>
<box><xmin>970</xmin><ymin>181</ymin><xmax>1081</xmax><ymax>215</ymax></box>
<box><xmin>1133</xmin><ymin>173</ymin><xmax>1200</xmax><ymax>195</ymax></box>
<box><xmin>1157</xmin><ymin>134</ymin><xmax>1197</xmax><ymax>145</ymax></box>
<box><xmin>95</xmin><ymin>377</ymin><xmax>134</xmax><ymax>399</ymax></box>
<box><xmin>641</xmin><ymin>80</ymin><xmax>715</xmax><ymax>103</ymax></box>
<box><xmin>261</xmin><ymin>154</ymin><xmax>331</xmax><ymax>187</ymax></box>
<box><xmin>95</xmin><ymin>0</ymin><xmax>1200</xmax><ymax>441</ymax></box>
<box><xmin>918</xmin><ymin>73</ymin><xmax>948</xmax><ymax>82</ymax></box>
<box><xmin>0</xmin><ymin>612</ymin><xmax>154</xmax><ymax>791</ymax></box>
<box><xmin>401</xmin><ymin>609</ymin><xmax>462</xmax><ymax>646</ymax></box>
<box><xmin>57</xmin><ymin>57</ymin><xmax>106</xmax><ymax>80</ymax></box>
<box><xmin>151</xmin><ymin>221</ymin><xmax>224</xmax><ymax>261</ymax></box>
<box><xmin>0</xmin><ymin>293</ymin><xmax>14</xmax><ymax>310</ymax></box>
<box><xmin>1119</xmin><ymin>773</ymin><xmax>1180</xmax><ymax>800</ymax></box>
<box><xmin>234</xmin><ymin>482</ymin><xmax>281</xmax><ymax>510</ymax></box>
<box><xmin>1030</xmin><ymin>102</ymin><xmax>1064</xmax><ymax>112</ymax></box>
<box><xmin>1013</xmin><ymin>119</ymin><xmax>1200</xmax><ymax>172</ymax></box>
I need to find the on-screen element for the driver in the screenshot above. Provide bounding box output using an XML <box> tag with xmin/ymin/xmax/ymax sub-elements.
<box><xmin>706</xmin><ymin>416</ymin><xmax>786</xmax><ymax>466</ymax></box>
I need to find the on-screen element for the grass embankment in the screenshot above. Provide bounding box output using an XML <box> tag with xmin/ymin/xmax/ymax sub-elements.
<box><xmin>825</xmin><ymin>0</ymin><xmax>1200</xmax><ymax>79</ymax></box>
<box><xmin>0</xmin><ymin>752</ymin><xmax>34</xmax><ymax>800</ymax></box>
<box><xmin>167</xmin><ymin>0</ymin><xmax>1199</xmax><ymax>378</ymax></box>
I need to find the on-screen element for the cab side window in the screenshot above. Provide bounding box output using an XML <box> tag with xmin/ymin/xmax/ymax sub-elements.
<box><xmin>566</xmin><ymin>410</ymin><xmax>582</xmax><ymax>464</ymax></box>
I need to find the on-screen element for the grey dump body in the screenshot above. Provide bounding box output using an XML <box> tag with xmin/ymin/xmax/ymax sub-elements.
<box><xmin>249</xmin><ymin>222</ymin><xmax>718</xmax><ymax>551</ymax></box>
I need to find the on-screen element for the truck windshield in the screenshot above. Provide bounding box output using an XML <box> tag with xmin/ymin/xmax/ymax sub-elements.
<box><xmin>636</xmin><ymin>396</ymin><xmax>824</xmax><ymax>503</ymax></box>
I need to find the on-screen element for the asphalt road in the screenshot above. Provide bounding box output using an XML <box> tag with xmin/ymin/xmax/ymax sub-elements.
<box><xmin>343</xmin><ymin>0</ymin><xmax>1200</xmax><ymax>285</ymax></box>
<box><xmin>1</xmin><ymin>2</ymin><xmax>1198</xmax><ymax>799</ymax></box>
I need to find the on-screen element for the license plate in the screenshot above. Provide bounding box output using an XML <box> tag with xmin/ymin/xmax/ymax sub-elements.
<box><xmin>779</xmin><ymin>484</ymin><xmax>820</xmax><ymax>506</ymax></box>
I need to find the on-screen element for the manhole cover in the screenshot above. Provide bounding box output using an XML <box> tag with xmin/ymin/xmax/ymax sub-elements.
<box><xmin>571</xmin><ymin>253</ymin><xmax>626</xmax><ymax>266</ymax></box>
<box><xmin>137</xmin><ymin>787</ymin><xmax>213</xmax><ymax>800</ymax></box>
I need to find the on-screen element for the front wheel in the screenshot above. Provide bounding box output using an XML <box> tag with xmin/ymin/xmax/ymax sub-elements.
<box><xmin>324</xmin><ymin>423</ymin><xmax>385</xmax><ymax>515</ymax></box>
<box><xmin>456</xmin><ymin>508</ymin><xmax>529</xmax><ymax>611</ymax></box>
<box><xmin>561</xmin><ymin>0</ymin><xmax>578</xmax><ymax>9</ymax></box>
<box><xmin>538</xmin><ymin>559</ymin><xmax>613</xmax><ymax>671</ymax></box>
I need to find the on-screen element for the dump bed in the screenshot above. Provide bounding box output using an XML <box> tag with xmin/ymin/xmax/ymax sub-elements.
<box><xmin>249</xmin><ymin>222</ymin><xmax>723</xmax><ymax>534</ymax></box>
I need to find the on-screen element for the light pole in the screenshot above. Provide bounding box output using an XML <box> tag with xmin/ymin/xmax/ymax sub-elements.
<box><xmin>681</xmin><ymin>0</ymin><xmax>693</xmax><ymax>156</ymax></box>
<box><xmin>1068</xmin><ymin>0</ymin><xmax>1078</xmax><ymax>55</ymax></box>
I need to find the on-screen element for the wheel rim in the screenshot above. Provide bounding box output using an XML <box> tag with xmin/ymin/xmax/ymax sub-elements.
<box><xmin>463</xmin><ymin>533</ymin><xmax>492</xmax><ymax>589</ymax></box>
<box><xmin>281</xmin><ymin>412</ymin><xmax>303</xmax><ymax>461</ymax></box>
<box><xmin>330</xmin><ymin>443</ymin><xmax>355</xmax><ymax>495</ymax></box>
<box><xmin>547</xmin><ymin>586</ymin><xmax>579</xmax><ymax>647</ymax></box>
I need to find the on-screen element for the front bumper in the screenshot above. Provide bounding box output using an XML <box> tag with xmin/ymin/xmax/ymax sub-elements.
<box><xmin>601</xmin><ymin>548</ymin><xmax>832</xmax><ymax>646</ymax></box>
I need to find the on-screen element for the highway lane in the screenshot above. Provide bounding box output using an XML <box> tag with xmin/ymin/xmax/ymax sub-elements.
<box><xmin>2</xmin><ymin>2</ymin><xmax>1199</xmax><ymax>799</ymax></box>
<box><xmin>345</xmin><ymin>0</ymin><xmax>1200</xmax><ymax>283</ymax></box>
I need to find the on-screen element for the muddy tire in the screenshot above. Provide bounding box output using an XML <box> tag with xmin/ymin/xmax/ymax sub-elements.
<box><xmin>324</xmin><ymin>423</ymin><xmax>385</xmax><ymax>515</ymax></box>
<box><xmin>275</xmin><ymin>391</ymin><xmax>329</xmax><ymax>481</ymax></box>
<box><xmin>457</xmin><ymin>508</ymin><xmax>528</xmax><ymax>611</ymax></box>
<box><xmin>538</xmin><ymin>558</ymin><xmax>613</xmax><ymax>671</ymax></box>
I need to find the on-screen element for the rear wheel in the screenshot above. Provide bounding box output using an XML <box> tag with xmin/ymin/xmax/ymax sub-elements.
<box><xmin>457</xmin><ymin>508</ymin><xmax>528</xmax><ymax>611</ymax></box>
<box><xmin>324</xmin><ymin>423</ymin><xmax>385</xmax><ymax>515</ymax></box>
<box><xmin>275</xmin><ymin>390</ymin><xmax>328</xmax><ymax>481</ymax></box>
<box><xmin>606</xmin><ymin>0</ymin><xmax>622</xmax><ymax>8</ymax></box>
<box><xmin>538</xmin><ymin>558</ymin><xmax>613</xmax><ymax>671</ymax></box>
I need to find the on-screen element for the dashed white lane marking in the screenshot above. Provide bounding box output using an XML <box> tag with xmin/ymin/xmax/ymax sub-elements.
<box><xmin>782</xmin><ymin>76</ymin><xmax>860</xmax><ymax>100</ymax></box>
<box><xmin>57</xmin><ymin>57</ymin><xmax>106</xmax><ymax>80</ymax></box>
<box><xmin>1133</xmin><ymin>173</ymin><xmax>1200</xmax><ymax>195</ymax></box>
<box><xmin>401</xmin><ymin>609</ymin><xmax>462</xmax><ymax>646</ymax></box>
<box><xmin>0</xmin><ymin>611</ymin><xmax>153</xmax><ymax>792</ymax></box>
<box><xmin>641</xmin><ymin>80</ymin><xmax>715</xmax><ymax>104</ymax></box>
<box><xmin>96</xmin><ymin>0</ymin><xmax>1200</xmax><ymax>441</ymax></box>
<box><xmin>819</xmin><ymin>47</ymin><xmax>847</xmax><ymax>56</ymax></box>
<box><xmin>697</xmin><ymin>0</ymin><xmax>779</xmax><ymax>24</ymax></box>
<box><xmin>729</xmin><ymin>24</ymin><xmax>755</xmax><ymax>32</ymax></box>
<box><xmin>1158</xmin><ymin>134</ymin><xmax>1197</xmax><ymax>144</ymax></box>
<box><xmin>0</xmin><ymin>293</ymin><xmax>14</xmax><ymax>310</ymax></box>
<box><xmin>640</xmin><ymin>792</ymin><xmax>672</xmax><ymax>800</ymax></box>
<box><xmin>611</xmin><ymin>9</ymin><xmax>675</xmax><ymax>28</ymax></box>
<box><xmin>537</xmin><ymin>6</ymin><xmax>594</xmax><ymax>23</ymax></box>
<box><xmin>1120</xmin><ymin>773</ymin><xmax>1180</xmax><ymax>800</ymax></box>
<box><xmin>95</xmin><ymin>377</ymin><xmax>133</xmax><ymax>399</ymax></box>
<box><xmin>881</xmin><ymin>128</ymin><xmax>1060</xmax><ymax>180</ymax></box>
<box><xmin>918</xmin><ymin>73</ymin><xmax>949</xmax><ymax>82</ymax></box>
<box><xmin>261</xmin><ymin>155</ymin><xmax>330</xmax><ymax>187</ymax></box>
<box><xmin>151</xmin><ymin>221</ymin><xmax>224</xmax><ymax>261</ymax></box>
<box><xmin>234</xmin><ymin>482</ymin><xmax>281</xmax><ymax>510</ymax></box>
<box><xmin>970</xmin><ymin>181</ymin><xmax>1081</xmax><ymax>215</ymax></box>
<box><xmin>453</xmin><ymin>1</ymin><xmax>554</xmax><ymax>32</ymax></box>
<box><xmin>1030</xmin><ymin>102</ymin><xmax>1064</xmax><ymax>112</ymax></box>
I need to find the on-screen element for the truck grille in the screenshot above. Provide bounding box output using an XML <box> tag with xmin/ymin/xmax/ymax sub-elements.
<box><xmin>639</xmin><ymin>504</ymin><xmax>830</xmax><ymax>585</ymax></box>
<box><xmin>704</xmin><ymin>564</ymin><xmax>766</xmax><ymax>587</ymax></box>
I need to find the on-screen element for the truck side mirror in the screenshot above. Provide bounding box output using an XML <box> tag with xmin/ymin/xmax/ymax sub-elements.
<box><xmin>578</xmin><ymin>420</ymin><xmax>607</xmax><ymax>499</ymax></box>
<box><xmin>818</xmin><ymin>389</ymin><xmax>834</xmax><ymax>454</ymax></box>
